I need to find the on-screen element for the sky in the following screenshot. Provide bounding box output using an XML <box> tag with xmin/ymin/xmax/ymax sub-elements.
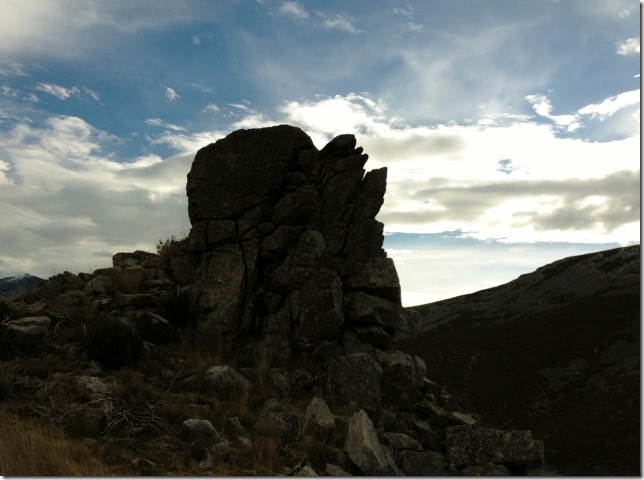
<box><xmin>0</xmin><ymin>0</ymin><xmax>640</xmax><ymax>306</ymax></box>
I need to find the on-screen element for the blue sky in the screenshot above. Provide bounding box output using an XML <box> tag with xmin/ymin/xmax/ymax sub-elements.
<box><xmin>0</xmin><ymin>0</ymin><xmax>640</xmax><ymax>306</ymax></box>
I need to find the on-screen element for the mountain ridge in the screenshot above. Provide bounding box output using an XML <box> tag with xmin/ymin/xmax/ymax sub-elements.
<box><xmin>0</xmin><ymin>273</ymin><xmax>44</xmax><ymax>301</ymax></box>
<box><xmin>410</xmin><ymin>244</ymin><xmax>640</xmax><ymax>332</ymax></box>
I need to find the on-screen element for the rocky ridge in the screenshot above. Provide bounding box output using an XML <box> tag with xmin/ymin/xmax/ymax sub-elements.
<box><xmin>0</xmin><ymin>125</ymin><xmax>549</xmax><ymax>475</ymax></box>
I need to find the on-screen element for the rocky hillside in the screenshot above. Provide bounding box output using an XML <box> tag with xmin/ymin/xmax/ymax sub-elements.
<box><xmin>399</xmin><ymin>245</ymin><xmax>640</xmax><ymax>475</ymax></box>
<box><xmin>412</xmin><ymin>245</ymin><xmax>640</xmax><ymax>333</ymax></box>
<box><xmin>0</xmin><ymin>273</ymin><xmax>44</xmax><ymax>301</ymax></box>
<box><xmin>0</xmin><ymin>125</ymin><xmax>551</xmax><ymax>476</ymax></box>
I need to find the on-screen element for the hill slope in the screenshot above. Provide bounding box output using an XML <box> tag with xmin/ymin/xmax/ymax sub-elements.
<box><xmin>398</xmin><ymin>245</ymin><xmax>640</xmax><ymax>475</ymax></box>
<box><xmin>0</xmin><ymin>274</ymin><xmax>44</xmax><ymax>301</ymax></box>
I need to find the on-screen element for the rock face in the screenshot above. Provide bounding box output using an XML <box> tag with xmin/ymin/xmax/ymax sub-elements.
<box><xmin>181</xmin><ymin>125</ymin><xmax>416</xmax><ymax>365</ymax></box>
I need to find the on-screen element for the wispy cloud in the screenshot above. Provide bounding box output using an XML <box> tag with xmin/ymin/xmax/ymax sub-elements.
<box><xmin>36</xmin><ymin>83</ymin><xmax>80</xmax><ymax>100</ymax></box>
<box><xmin>165</xmin><ymin>87</ymin><xmax>180</xmax><ymax>101</ymax></box>
<box><xmin>203</xmin><ymin>103</ymin><xmax>220</xmax><ymax>113</ymax></box>
<box><xmin>144</xmin><ymin>118</ymin><xmax>187</xmax><ymax>131</ymax></box>
<box><xmin>318</xmin><ymin>12</ymin><xmax>361</xmax><ymax>33</ymax></box>
<box><xmin>278</xmin><ymin>1</ymin><xmax>310</xmax><ymax>19</ymax></box>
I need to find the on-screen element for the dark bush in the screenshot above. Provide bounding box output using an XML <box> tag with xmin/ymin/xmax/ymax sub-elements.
<box><xmin>133</xmin><ymin>313</ymin><xmax>179</xmax><ymax>345</ymax></box>
<box><xmin>86</xmin><ymin>316</ymin><xmax>143</xmax><ymax>368</ymax></box>
<box><xmin>0</xmin><ymin>326</ymin><xmax>16</xmax><ymax>361</ymax></box>
<box><xmin>157</xmin><ymin>289</ymin><xmax>199</xmax><ymax>328</ymax></box>
<box><xmin>0</xmin><ymin>301</ymin><xmax>12</xmax><ymax>319</ymax></box>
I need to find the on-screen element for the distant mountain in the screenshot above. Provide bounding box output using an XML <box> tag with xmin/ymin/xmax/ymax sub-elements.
<box><xmin>398</xmin><ymin>245</ymin><xmax>640</xmax><ymax>475</ymax></box>
<box><xmin>413</xmin><ymin>244</ymin><xmax>639</xmax><ymax>332</ymax></box>
<box><xmin>0</xmin><ymin>273</ymin><xmax>45</xmax><ymax>301</ymax></box>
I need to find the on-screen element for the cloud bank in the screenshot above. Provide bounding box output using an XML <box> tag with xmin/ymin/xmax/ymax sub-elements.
<box><xmin>0</xmin><ymin>89</ymin><xmax>638</xmax><ymax>279</ymax></box>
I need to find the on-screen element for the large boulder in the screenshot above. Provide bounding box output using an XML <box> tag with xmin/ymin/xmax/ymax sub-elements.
<box><xmin>3</xmin><ymin>316</ymin><xmax>51</xmax><ymax>348</ymax></box>
<box><xmin>326</xmin><ymin>353</ymin><xmax>382</xmax><ymax>414</ymax></box>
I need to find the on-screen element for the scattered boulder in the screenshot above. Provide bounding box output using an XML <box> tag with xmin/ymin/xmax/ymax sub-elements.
<box><xmin>445</xmin><ymin>425</ymin><xmax>545</xmax><ymax>473</ymax></box>
<box><xmin>344</xmin><ymin>409</ymin><xmax>393</xmax><ymax>476</ymax></box>
<box><xmin>204</xmin><ymin>365</ymin><xmax>253</xmax><ymax>394</ymax></box>
<box><xmin>3</xmin><ymin>316</ymin><xmax>50</xmax><ymax>348</ymax></box>
<box><xmin>181</xmin><ymin>419</ymin><xmax>220</xmax><ymax>448</ymax></box>
<box><xmin>305</xmin><ymin>396</ymin><xmax>335</xmax><ymax>431</ymax></box>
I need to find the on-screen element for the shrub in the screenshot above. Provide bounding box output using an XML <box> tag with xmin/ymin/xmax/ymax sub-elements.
<box><xmin>156</xmin><ymin>234</ymin><xmax>186</xmax><ymax>268</ymax></box>
<box><xmin>0</xmin><ymin>326</ymin><xmax>16</xmax><ymax>361</ymax></box>
<box><xmin>157</xmin><ymin>289</ymin><xmax>199</xmax><ymax>328</ymax></box>
<box><xmin>0</xmin><ymin>301</ymin><xmax>13</xmax><ymax>320</ymax></box>
<box><xmin>86</xmin><ymin>316</ymin><xmax>143</xmax><ymax>369</ymax></box>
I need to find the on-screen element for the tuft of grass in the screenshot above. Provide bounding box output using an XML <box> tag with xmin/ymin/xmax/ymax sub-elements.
<box><xmin>0</xmin><ymin>409</ymin><xmax>112</xmax><ymax>475</ymax></box>
<box><xmin>0</xmin><ymin>362</ymin><xmax>17</xmax><ymax>400</ymax></box>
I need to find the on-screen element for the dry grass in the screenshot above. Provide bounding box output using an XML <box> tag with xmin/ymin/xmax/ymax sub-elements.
<box><xmin>0</xmin><ymin>409</ymin><xmax>112</xmax><ymax>476</ymax></box>
<box><xmin>0</xmin><ymin>363</ymin><xmax>17</xmax><ymax>400</ymax></box>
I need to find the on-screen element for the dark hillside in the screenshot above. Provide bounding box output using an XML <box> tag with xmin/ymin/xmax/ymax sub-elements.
<box><xmin>398</xmin><ymin>245</ymin><xmax>640</xmax><ymax>475</ymax></box>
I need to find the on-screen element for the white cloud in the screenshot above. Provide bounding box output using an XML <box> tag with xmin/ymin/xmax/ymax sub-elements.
<box><xmin>278</xmin><ymin>1</ymin><xmax>310</xmax><ymax>19</ymax></box>
<box><xmin>577</xmin><ymin>89</ymin><xmax>640</xmax><ymax>119</ymax></box>
<box><xmin>204</xmin><ymin>103</ymin><xmax>220</xmax><ymax>113</ymax></box>
<box><xmin>145</xmin><ymin>118</ymin><xmax>187</xmax><ymax>131</ymax></box>
<box><xmin>0</xmin><ymin>89</ymin><xmax>638</xmax><ymax>283</ymax></box>
<box><xmin>0</xmin><ymin>115</ymin><xmax>192</xmax><ymax>277</ymax></box>
<box><xmin>36</xmin><ymin>83</ymin><xmax>80</xmax><ymax>100</ymax></box>
<box><xmin>616</xmin><ymin>37</ymin><xmax>640</xmax><ymax>55</ymax></box>
<box><xmin>318</xmin><ymin>13</ymin><xmax>361</xmax><ymax>33</ymax></box>
<box><xmin>165</xmin><ymin>87</ymin><xmax>180</xmax><ymax>101</ymax></box>
<box><xmin>275</xmin><ymin>92</ymin><xmax>639</xmax><ymax>246</ymax></box>
<box><xmin>524</xmin><ymin>94</ymin><xmax>581</xmax><ymax>131</ymax></box>
<box><xmin>192</xmin><ymin>34</ymin><xmax>201</xmax><ymax>45</ymax></box>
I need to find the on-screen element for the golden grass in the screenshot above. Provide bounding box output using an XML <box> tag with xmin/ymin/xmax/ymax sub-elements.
<box><xmin>0</xmin><ymin>409</ymin><xmax>112</xmax><ymax>476</ymax></box>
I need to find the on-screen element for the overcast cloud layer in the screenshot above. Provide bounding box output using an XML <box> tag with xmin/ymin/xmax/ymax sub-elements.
<box><xmin>0</xmin><ymin>0</ymin><xmax>639</xmax><ymax>305</ymax></box>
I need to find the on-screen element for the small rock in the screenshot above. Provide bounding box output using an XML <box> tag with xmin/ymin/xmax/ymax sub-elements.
<box><xmin>204</xmin><ymin>365</ymin><xmax>253</xmax><ymax>394</ymax></box>
<box><xmin>382</xmin><ymin>432</ymin><xmax>423</xmax><ymax>452</ymax></box>
<box><xmin>325</xmin><ymin>463</ymin><xmax>352</xmax><ymax>476</ymax></box>
<box><xmin>452</xmin><ymin>411</ymin><xmax>478</xmax><ymax>426</ymax></box>
<box><xmin>236</xmin><ymin>436</ymin><xmax>253</xmax><ymax>454</ymax></box>
<box><xmin>131</xmin><ymin>458</ymin><xmax>156</xmax><ymax>475</ymax></box>
<box><xmin>181</xmin><ymin>419</ymin><xmax>220</xmax><ymax>448</ymax></box>
<box><xmin>76</xmin><ymin>376</ymin><xmax>109</xmax><ymax>396</ymax></box>
<box><xmin>306</xmin><ymin>396</ymin><xmax>335</xmax><ymax>431</ymax></box>
<box><xmin>210</xmin><ymin>440</ymin><xmax>230</xmax><ymax>459</ymax></box>
<box><xmin>296</xmin><ymin>464</ymin><xmax>318</xmax><ymax>476</ymax></box>
<box><xmin>227</xmin><ymin>416</ymin><xmax>245</xmax><ymax>435</ymax></box>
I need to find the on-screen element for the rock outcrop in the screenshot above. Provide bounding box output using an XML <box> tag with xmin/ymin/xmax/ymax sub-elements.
<box><xmin>178</xmin><ymin>124</ymin><xmax>417</xmax><ymax>366</ymax></box>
